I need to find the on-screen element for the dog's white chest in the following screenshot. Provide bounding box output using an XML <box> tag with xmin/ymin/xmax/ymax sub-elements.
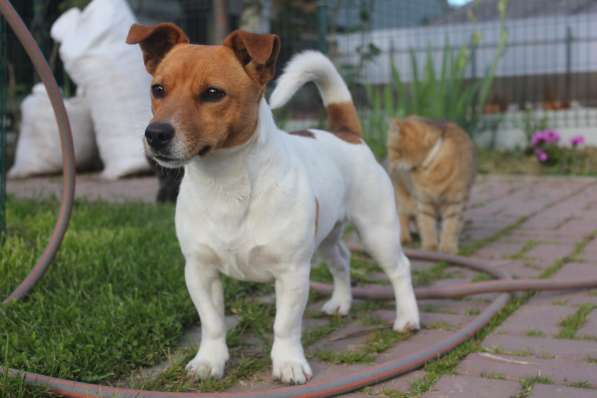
<box><xmin>174</xmin><ymin>172</ymin><xmax>311</xmax><ymax>282</ymax></box>
<box><xmin>176</xmin><ymin>201</ymin><xmax>282</xmax><ymax>282</ymax></box>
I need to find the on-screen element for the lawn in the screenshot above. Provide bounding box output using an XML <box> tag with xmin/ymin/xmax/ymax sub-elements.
<box><xmin>0</xmin><ymin>197</ymin><xmax>272</xmax><ymax>397</ymax></box>
<box><xmin>477</xmin><ymin>147</ymin><xmax>597</xmax><ymax>176</ymax></box>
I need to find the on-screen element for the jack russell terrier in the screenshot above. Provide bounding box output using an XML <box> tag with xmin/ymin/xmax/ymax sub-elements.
<box><xmin>126</xmin><ymin>23</ymin><xmax>420</xmax><ymax>385</ymax></box>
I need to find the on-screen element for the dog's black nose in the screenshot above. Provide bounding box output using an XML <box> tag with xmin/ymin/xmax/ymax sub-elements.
<box><xmin>145</xmin><ymin>122</ymin><xmax>175</xmax><ymax>149</ymax></box>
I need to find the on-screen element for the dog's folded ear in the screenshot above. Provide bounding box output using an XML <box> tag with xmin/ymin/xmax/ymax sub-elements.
<box><xmin>223</xmin><ymin>30</ymin><xmax>281</xmax><ymax>85</ymax></box>
<box><xmin>126</xmin><ymin>23</ymin><xmax>189</xmax><ymax>74</ymax></box>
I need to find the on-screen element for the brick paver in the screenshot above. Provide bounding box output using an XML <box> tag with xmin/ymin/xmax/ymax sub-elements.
<box><xmin>458</xmin><ymin>352</ymin><xmax>597</xmax><ymax>386</ymax></box>
<box><xmin>422</xmin><ymin>375</ymin><xmax>520</xmax><ymax>397</ymax></box>
<box><xmin>530</xmin><ymin>384</ymin><xmax>597</xmax><ymax>398</ymax></box>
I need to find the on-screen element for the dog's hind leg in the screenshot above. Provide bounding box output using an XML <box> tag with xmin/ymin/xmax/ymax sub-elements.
<box><xmin>318</xmin><ymin>223</ymin><xmax>352</xmax><ymax>316</ymax></box>
<box><xmin>351</xmin><ymin>175</ymin><xmax>420</xmax><ymax>332</ymax></box>
<box><xmin>355</xmin><ymin>220</ymin><xmax>420</xmax><ymax>332</ymax></box>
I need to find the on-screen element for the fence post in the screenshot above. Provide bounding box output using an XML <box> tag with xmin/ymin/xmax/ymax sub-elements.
<box><xmin>565</xmin><ymin>26</ymin><xmax>572</xmax><ymax>105</ymax></box>
<box><xmin>317</xmin><ymin>0</ymin><xmax>328</xmax><ymax>54</ymax></box>
<box><xmin>213</xmin><ymin>0</ymin><xmax>229</xmax><ymax>43</ymax></box>
<box><xmin>470</xmin><ymin>41</ymin><xmax>477</xmax><ymax>79</ymax></box>
<box><xmin>0</xmin><ymin>16</ymin><xmax>5</xmax><ymax>234</ymax></box>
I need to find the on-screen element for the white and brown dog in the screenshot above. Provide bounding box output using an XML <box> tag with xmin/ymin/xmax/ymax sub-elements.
<box><xmin>126</xmin><ymin>23</ymin><xmax>419</xmax><ymax>385</ymax></box>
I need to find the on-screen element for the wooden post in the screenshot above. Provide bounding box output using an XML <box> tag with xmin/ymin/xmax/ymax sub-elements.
<box><xmin>213</xmin><ymin>0</ymin><xmax>229</xmax><ymax>43</ymax></box>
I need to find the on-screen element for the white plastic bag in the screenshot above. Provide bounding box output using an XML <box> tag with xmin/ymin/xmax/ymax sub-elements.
<box><xmin>8</xmin><ymin>84</ymin><xmax>97</xmax><ymax>178</ymax></box>
<box><xmin>51</xmin><ymin>0</ymin><xmax>151</xmax><ymax>179</ymax></box>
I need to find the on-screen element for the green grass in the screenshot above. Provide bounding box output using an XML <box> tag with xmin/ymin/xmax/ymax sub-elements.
<box><xmin>478</xmin><ymin>147</ymin><xmax>597</xmax><ymax>176</ymax></box>
<box><xmin>515</xmin><ymin>376</ymin><xmax>554</xmax><ymax>398</ymax></box>
<box><xmin>558</xmin><ymin>303</ymin><xmax>597</xmax><ymax>339</ymax></box>
<box><xmin>508</xmin><ymin>240</ymin><xmax>538</xmax><ymax>260</ymax></box>
<box><xmin>526</xmin><ymin>329</ymin><xmax>545</xmax><ymax>337</ymax></box>
<box><xmin>480</xmin><ymin>372</ymin><xmax>507</xmax><ymax>380</ymax></box>
<box><xmin>0</xmin><ymin>197</ymin><xmax>266</xmax><ymax>397</ymax></box>
<box><xmin>316</xmin><ymin>325</ymin><xmax>412</xmax><ymax>365</ymax></box>
<box><xmin>568</xmin><ymin>381</ymin><xmax>594</xmax><ymax>389</ymax></box>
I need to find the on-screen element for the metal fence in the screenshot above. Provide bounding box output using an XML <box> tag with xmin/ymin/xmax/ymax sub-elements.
<box><xmin>330</xmin><ymin>0</ymin><xmax>597</xmax><ymax>130</ymax></box>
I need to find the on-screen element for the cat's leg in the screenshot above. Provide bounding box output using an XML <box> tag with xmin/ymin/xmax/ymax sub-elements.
<box><xmin>416</xmin><ymin>201</ymin><xmax>438</xmax><ymax>251</ymax></box>
<box><xmin>438</xmin><ymin>202</ymin><xmax>465</xmax><ymax>254</ymax></box>
<box><xmin>394</xmin><ymin>178</ymin><xmax>416</xmax><ymax>245</ymax></box>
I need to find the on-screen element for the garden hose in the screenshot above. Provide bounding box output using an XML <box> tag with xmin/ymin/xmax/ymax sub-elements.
<box><xmin>1</xmin><ymin>0</ymin><xmax>75</xmax><ymax>304</ymax></box>
<box><xmin>2</xmin><ymin>1</ymin><xmax>597</xmax><ymax>397</ymax></box>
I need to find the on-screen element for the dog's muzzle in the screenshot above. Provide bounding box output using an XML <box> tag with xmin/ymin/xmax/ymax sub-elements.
<box><xmin>145</xmin><ymin>122</ymin><xmax>175</xmax><ymax>151</ymax></box>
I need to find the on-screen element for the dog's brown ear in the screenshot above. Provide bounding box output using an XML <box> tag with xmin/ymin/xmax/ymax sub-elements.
<box><xmin>223</xmin><ymin>30</ymin><xmax>280</xmax><ymax>85</ymax></box>
<box><xmin>126</xmin><ymin>23</ymin><xmax>189</xmax><ymax>74</ymax></box>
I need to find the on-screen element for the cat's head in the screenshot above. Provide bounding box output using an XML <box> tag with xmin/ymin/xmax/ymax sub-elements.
<box><xmin>387</xmin><ymin>117</ymin><xmax>444</xmax><ymax>171</ymax></box>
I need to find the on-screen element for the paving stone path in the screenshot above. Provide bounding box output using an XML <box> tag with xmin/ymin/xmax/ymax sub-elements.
<box><xmin>8</xmin><ymin>174</ymin><xmax>597</xmax><ymax>397</ymax></box>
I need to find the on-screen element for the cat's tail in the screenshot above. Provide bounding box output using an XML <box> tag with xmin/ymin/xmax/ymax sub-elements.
<box><xmin>269</xmin><ymin>50</ymin><xmax>362</xmax><ymax>140</ymax></box>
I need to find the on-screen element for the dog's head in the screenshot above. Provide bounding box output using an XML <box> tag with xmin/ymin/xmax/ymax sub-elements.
<box><xmin>387</xmin><ymin>117</ymin><xmax>443</xmax><ymax>171</ymax></box>
<box><xmin>126</xmin><ymin>23</ymin><xmax>280</xmax><ymax>168</ymax></box>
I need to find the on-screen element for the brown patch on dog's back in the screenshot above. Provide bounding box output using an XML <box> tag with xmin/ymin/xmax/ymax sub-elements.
<box><xmin>327</xmin><ymin>102</ymin><xmax>362</xmax><ymax>144</ymax></box>
<box><xmin>288</xmin><ymin>130</ymin><xmax>315</xmax><ymax>139</ymax></box>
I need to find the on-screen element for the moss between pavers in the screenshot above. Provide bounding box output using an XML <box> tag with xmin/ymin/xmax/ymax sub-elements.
<box><xmin>515</xmin><ymin>376</ymin><xmax>554</xmax><ymax>398</ymax></box>
<box><xmin>567</xmin><ymin>380</ymin><xmax>595</xmax><ymax>389</ymax></box>
<box><xmin>480</xmin><ymin>372</ymin><xmax>507</xmax><ymax>380</ymax></box>
<box><xmin>315</xmin><ymin>327</ymin><xmax>412</xmax><ymax>365</ymax></box>
<box><xmin>508</xmin><ymin>240</ymin><xmax>539</xmax><ymax>261</ymax></box>
<box><xmin>557</xmin><ymin>303</ymin><xmax>597</xmax><ymax>339</ymax></box>
<box><xmin>526</xmin><ymin>329</ymin><xmax>546</xmax><ymax>337</ymax></box>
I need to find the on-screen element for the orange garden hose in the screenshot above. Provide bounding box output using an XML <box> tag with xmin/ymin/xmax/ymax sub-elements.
<box><xmin>2</xmin><ymin>1</ymin><xmax>597</xmax><ymax>397</ymax></box>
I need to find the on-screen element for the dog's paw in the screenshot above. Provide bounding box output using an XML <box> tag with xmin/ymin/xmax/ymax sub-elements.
<box><xmin>272</xmin><ymin>357</ymin><xmax>313</xmax><ymax>384</ymax></box>
<box><xmin>271</xmin><ymin>340</ymin><xmax>312</xmax><ymax>384</ymax></box>
<box><xmin>186</xmin><ymin>355</ymin><xmax>227</xmax><ymax>380</ymax></box>
<box><xmin>393</xmin><ymin>315</ymin><xmax>420</xmax><ymax>333</ymax></box>
<box><xmin>321</xmin><ymin>296</ymin><xmax>351</xmax><ymax>316</ymax></box>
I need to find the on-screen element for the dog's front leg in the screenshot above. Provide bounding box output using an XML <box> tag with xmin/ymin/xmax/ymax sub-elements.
<box><xmin>271</xmin><ymin>266</ymin><xmax>312</xmax><ymax>384</ymax></box>
<box><xmin>184</xmin><ymin>260</ymin><xmax>229</xmax><ymax>379</ymax></box>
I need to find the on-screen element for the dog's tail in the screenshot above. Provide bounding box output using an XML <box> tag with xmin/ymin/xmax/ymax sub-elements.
<box><xmin>269</xmin><ymin>51</ymin><xmax>362</xmax><ymax>141</ymax></box>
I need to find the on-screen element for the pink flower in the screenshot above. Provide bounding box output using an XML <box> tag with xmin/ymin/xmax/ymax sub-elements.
<box><xmin>531</xmin><ymin>131</ymin><xmax>546</xmax><ymax>146</ymax></box>
<box><xmin>570</xmin><ymin>135</ymin><xmax>585</xmax><ymax>147</ymax></box>
<box><xmin>535</xmin><ymin>148</ymin><xmax>549</xmax><ymax>163</ymax></box>
<box><xmin>543</xmin><ymin>130</ymin><xmax>560</xmax><ymax>144</ymax></box>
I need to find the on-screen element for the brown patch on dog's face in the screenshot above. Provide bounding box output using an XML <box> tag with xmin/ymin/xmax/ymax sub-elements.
<box><xmin>387</xmin><ymin>117</ymin><xmax>441</xmax><ymax>169</ymax></box>
<box><xmin>148</xmin><ymin>45</ymin><xmax>265</xmax><ymax>162</ymax></box>
<box><xmin>127</xmin><ymin>24</ymin><xmax>280</xmax><ymax>167</ymax></box>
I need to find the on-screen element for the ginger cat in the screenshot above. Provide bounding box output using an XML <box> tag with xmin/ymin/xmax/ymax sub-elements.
<box><xmin>387</xmin><ymin>116</ymin><xmax>476</xmax><ymax>254</ymax></box>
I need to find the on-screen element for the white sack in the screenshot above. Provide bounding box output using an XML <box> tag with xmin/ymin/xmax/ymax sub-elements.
<box><xmin>51</xmin><ymin>0</ymin><xmax>151</xmax><ymax>179</ymax></box>
<box><xmin>8</xmin><ymin>84</ymin><xmax>97</xmax><ymax>178</ymax></box>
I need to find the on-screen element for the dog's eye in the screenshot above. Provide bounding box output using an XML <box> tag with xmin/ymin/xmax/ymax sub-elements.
<box><xmin>151</xmin><ymin>84</ymin><xmax>166</xmax><ymax>99</ymax></box>
<box><xmin>200</xmin><ymin>87</ymin><xmax>226</xmax><ymax>102</ymax></box>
